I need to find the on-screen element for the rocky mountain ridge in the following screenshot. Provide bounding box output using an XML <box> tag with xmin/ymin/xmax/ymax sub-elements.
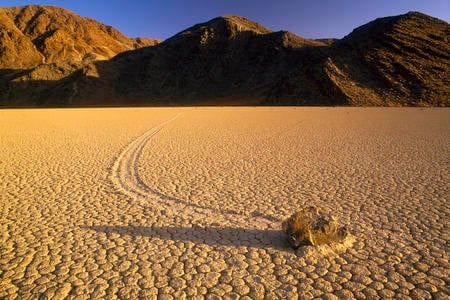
<box><xmin>0</xmin><ymin>6</ymin><xmax>448</xmax><ymax>106</ymax></box>
<box><xmin>0</xmin><ymin>5</ymin><xmax>160</xmax><ymax>69</ymax></box>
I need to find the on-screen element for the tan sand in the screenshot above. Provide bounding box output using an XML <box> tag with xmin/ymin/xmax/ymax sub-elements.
<box><xmin>0</xmin><ymin>107</ymin><xmax>448</xmax><ymax>299</ymax></box>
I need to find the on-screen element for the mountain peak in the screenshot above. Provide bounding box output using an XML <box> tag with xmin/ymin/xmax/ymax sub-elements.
<box><xmin>216</xmin><ymin>15</ymin><xmax>273</xmax><ymax>34</ymax></box>
<box><xmin>167</xmin><ymin>15</ymin><xmax>272</xmax><ymax>44</ymax></box>
<box><xmin>343</xmin><ymin>10</ymin><xmax>449</xmax><ymax>41</ymax></box>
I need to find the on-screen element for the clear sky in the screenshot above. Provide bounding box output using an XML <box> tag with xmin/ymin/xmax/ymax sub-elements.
<box><xmin>2</xmin><ymin>1</ymin><xmax>449</xmax><ymax>40</ymax></box>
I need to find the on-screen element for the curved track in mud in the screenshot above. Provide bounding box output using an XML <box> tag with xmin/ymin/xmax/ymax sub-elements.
<box><xmin>110</xmin><ymin>114</ymin><xmax>278</xmax><ymax>229</ymax></box>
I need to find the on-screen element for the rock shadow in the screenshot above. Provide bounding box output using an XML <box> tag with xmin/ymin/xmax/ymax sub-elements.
<box><xmin>86</xmin><ymin>225</ymin><xmax>289</xmax><ymax>250</ymax></box>
<box><xmin>144</xmin><ymin>187</ymin><xmax>282</xmax><ymax>225</ymax></box>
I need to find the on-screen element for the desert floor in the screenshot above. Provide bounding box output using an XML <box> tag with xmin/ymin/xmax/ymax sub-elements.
<box><xmin>0</xmin><ymin>107</ymin><xmax>448</xmax><ymax>299</ymax></box>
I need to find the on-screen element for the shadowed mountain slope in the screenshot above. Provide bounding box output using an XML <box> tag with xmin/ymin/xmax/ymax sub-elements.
<box><xmin>104</xmin><ymin>16</ymin><xmax>335</xmax><ymax>105</ymax></box>
<box><xmin>331</xmin><ymin>12</ymin><xmax>450</xmax><ymax>106</ymax></box>
<box><xmin>0</xmin><ymin>8</ymin><xmax>448</xmax><ymax>106</ymax></box>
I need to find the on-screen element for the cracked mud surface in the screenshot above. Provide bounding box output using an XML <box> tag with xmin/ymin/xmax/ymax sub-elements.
<box><xmin>1</xmin><ymin>107</ymin><xmax>448</xmax><ymax>299</ymax></box>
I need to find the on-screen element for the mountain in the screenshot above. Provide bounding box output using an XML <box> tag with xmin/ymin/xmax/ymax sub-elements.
<box><xmin>107</xmin><ymin>15</ymin><xmax>331</xmax><ymax>105</ymax></box>
<box><xmin>0</xmin><ymin>5</ymin><xmax>161</xmax><ymax>105</ymax></box>
<box><xmin>0</xmin><ymin>7</ymin><xmax>448</xmax><ymax>107</ymax></box>
<box><xmin>47</xmin><ymin>15</ymin><xmax>351</xmax><ymax>106</ymax></box>
<box><xmin>330</xmin><ymin>12</ymin><xmax>450</xmax><ymax>106</ymax></box>
<box><xmin>0</xmin><ymin>5</ymin><xmax>160</xmax><ymax>69</ymax></box>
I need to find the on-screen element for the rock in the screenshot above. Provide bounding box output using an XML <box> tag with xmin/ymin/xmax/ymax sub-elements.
<box><xmin>282</xmin><ymin>206</ymin><xmax>348</xmax><ymax>249</ymax></box>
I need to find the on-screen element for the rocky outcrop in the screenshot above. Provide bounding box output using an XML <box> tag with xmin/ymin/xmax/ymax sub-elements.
<box><xmin>0</xmin><ymin>7</ymin><xmax>448</xmax><ymax>107</ymax></box>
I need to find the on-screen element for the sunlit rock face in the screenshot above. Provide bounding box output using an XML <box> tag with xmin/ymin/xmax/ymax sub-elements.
<box><xmin>0</xmin><ymin>5</ymin><xmax>160</xmax><ymax>70</ymax></box>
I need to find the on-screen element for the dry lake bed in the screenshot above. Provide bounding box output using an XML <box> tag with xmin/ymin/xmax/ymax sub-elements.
<box><xmin>0</xmin><ymin>107</ymin><xmax>448</xmax><ymax>299</ymax></box>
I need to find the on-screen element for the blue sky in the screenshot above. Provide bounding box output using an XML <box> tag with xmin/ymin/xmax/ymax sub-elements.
<box><xmin>2</xmin><ymin>1</ymin><xmax>449</xmax><ymax>40</ymax></box>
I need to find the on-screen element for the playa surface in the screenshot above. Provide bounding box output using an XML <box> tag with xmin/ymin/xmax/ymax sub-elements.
<box><xmin>0</xmin><ymin>107</ymin><xmax>448</xmax><ymax>299</ymax></box>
